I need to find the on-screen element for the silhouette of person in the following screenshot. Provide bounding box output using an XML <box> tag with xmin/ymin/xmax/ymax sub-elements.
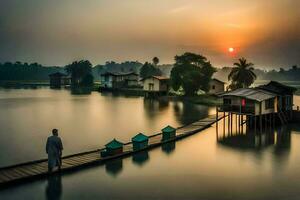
<box><xmin>46</xmin><ymin>129</ymin><xmax>63</xmax><ymax>173</ymax></box>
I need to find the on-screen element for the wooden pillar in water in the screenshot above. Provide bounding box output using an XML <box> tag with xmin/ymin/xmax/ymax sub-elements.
<box><xmin>230</xmin><ymin>113</ymin><xmax>233</xmax><ymax>135</ymax></box>
<box><xmin>259</xmin><ymin>102</ymin><xmax>262</xmax><ymax>134</ymax></box>
<box><xmin>228</xmin><ymin>112</ymin><xmax>230</xmax><ymax>136</ymax></box>
<box><xmin>241</xmin><ymin>115</ymin><xmax>244</xmax><ymax>134</ymax></box>
<box><xmin>260</xmin><ymin>114</ymin><xmax>263</xmax><ymax>133</ymax></box>
<box><xmin>223</xmin><ymin>112</ymin><xmax>225</xmax><ymax>138</ymax></box>
<box><xmin>238</xmin><ymin>114</ymin><xmax>240</xmax><ymax>134</ymax></box>
<box><xmin>235</xmin><ymin>114</ymin><xmax>238</xmax><ymax>134</ymax></box>
<box><xmin>264</xmin><ymin>114</ymin><xmax>267</xmax><ymax>133</ymax></box>
<box><xmin>269</xmin><ymin>113</ymin><xmax>272</xmax><ymax>130</ymax></box>
<box><xmin>254</xmin><ymin>115</ymin><xmax>257</xmax><ymax>134</ymax></box>
<box><xmin>216</xmin><ymin>107</ymin><xmax>218</xmax><ymax>140</ymax></box>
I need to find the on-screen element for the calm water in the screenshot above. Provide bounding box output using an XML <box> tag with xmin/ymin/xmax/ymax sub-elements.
<box><xmin>0</xmin><ymin>88</ymin><xmax>213</xmax><ymax>167</ymax></box>
<box><xmin>1</xmin><ymin>89</ymin><xmax>300</xmax><ymax>200</ymax></box>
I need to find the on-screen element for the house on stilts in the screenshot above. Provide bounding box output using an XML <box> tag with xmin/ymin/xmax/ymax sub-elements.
<box><xmin>216</xmin><ymin>81</ymin><xmax>297</xmax><ymax>135</ymax></box>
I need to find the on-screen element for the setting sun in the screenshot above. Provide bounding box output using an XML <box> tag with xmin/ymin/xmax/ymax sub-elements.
<box><xmin>228</xmin><ymin>47</ymin><xmax>235</xmax><ymax>53</ymax></box>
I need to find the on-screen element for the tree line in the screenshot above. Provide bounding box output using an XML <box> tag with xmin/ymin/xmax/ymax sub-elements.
<box><xmin>1</xmin><ymin>54</ymin><xmax>298</xmax><ymax>95</ymax></box>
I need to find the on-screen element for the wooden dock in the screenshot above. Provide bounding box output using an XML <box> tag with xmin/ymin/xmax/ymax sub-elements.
<box><xmin>0</xmin><ymin>114</ymin><xmax>223</xmax><ymax>187</ymax></box>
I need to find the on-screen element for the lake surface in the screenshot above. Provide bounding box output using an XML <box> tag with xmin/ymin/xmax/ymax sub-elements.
<box><xmin>1</xmin><ymin>89</ymin><xmax>300</xmax><ymax>200</ymax></box>
<box><xmin>0</xmin><ymin>88</ymin><xmax>213</xmax><ymax>167</ymax></box>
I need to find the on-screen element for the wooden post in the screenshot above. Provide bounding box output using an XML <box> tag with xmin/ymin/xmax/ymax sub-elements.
<box><xmin>230</xmin><ymin>113</ymin><xmax>233</xmax><ymax>135</ymax></box>
<box><xmin>254</xmin><ymin>115</ymin><xmax>257</xmax><ymax>135</ymax></box>
<box><xmin>236</xmin><ymin>114</ymin><xmax>238</xmax><ymax>134</ymax></box>
<box><xmin>223</xmin><ymin>112</ymin><xmax>225</xmax><ymax>138</ymax></box>
<box><xmin>273</xmin><ymin>113</ymin><xmax>275</xmax><ymax>128</ymax></box>
<box><xmin>238</xmin><ymin>114</ymin><xmax>240</xmax><ymax>134</ymax></box>
<box><xmin>228</xmin><ymin>112</ymin><xmax>230</xmax><ymax>136</ymax></box>
<box><xmin>241</xmin><ymin>115</ymin><xmax>244</xmax><ymax>134</ymax></box>
<box><xmin>269</xmin><ymin>113</ymin><xmax>272</xmax><ymax>132</ymax></box>
<box><xmin>260</xmin><ymin>114</ymin><xmax>263</xmax><ymax>134</ymax></box>
<box><xmin>260</xmin><ymin>102</ymin><xmax>262</xmax><ymax>134</ymax></box>
<box><xmin>265</xmin><ymin>114</ymin><xmax>267</xmax><ymax>132</ymax></box>
<box><xmin>216</xmin><ymin>107</ymin><xmax>218</xmax><ymax>140</ymax></box>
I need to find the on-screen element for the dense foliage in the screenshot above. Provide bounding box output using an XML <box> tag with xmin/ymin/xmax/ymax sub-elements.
<box><xmin>228</xmin><ymin>58</ymin><xmax>256</xmax><ymax>89</ymax></box>
<box><xmin>170</xmin><ymin>52</ymin><xmax>216</xmax><ymax>96</ymax></box>
<box><xmin>65</xmin><ymin>60</ymin><xmax>93</xmax><ymax>87</ymax></box>
<box><xmin>0</xmin><ymin>62</ymin><xmax>61</xmax><ymax>80</ymax></box>
<box><xmin>139</xmin><ymin>61</ymin><xmax>162</xmax><ymax>79</ymax></box>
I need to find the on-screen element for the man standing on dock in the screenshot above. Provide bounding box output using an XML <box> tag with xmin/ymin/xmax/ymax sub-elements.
<box><xmin>46</xmin><ymin>129</ymin><xmax>63</xmax><ymax>173</ymax></box>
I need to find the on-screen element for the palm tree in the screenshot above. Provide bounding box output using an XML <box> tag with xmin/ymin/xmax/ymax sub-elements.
<box><xmin>228</xmin><ymin>58</ymin><xmax>256</xmax><ymax>89</ymax></box>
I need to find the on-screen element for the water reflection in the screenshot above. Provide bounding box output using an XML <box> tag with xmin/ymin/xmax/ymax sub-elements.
<box><xmin>162</xmin><ymin>141</ymin><xmax>176</xmax><ymax>155</ymax></box>
<box><xmin>105</xmin><ymin>158</ymin><xmax>123</xmax><ymax>177</ymax></box>
<box><xmin>143</xmin><ymin>98</ymin><xmax>169</xmax><ymax>118</ymax></box>
<box><xmin>45</xmin><ymin>175</ymin><xmax>62</xmax><ymax>200</ymax></box>
<box><xmin>132</xmin><ymin>151</ymin><xmax>150</xmax><ymax>166</ymax></box>
<box><xmin>71</xmin><ymin>87</ymin><xmax>92</xmax><ymax>95</ymax></box>
<box><xmin>173</xmin><ymin>101</ymin><xmax>210</xmax><ymax>125</ymax></box>
<box><xmin>218</xmin><ymin>126</ymin><xmax>291</xmax><ymax>151</ymax></box>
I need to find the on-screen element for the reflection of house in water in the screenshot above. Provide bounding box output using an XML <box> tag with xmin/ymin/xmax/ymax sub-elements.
<box><xmin>274</xmin><ymin>125</ymin><xmax>291</xmax><ymax>154</ymax></box>
<box><xmin>45</xmin><ymin>175</ymin><xmax>62</xmax><ymax>200</ymax></box>
<box><xmin>132</xmin><ymin>151</ymin><xmax>150</xmax><ymax>166</ymax></box>
<box><xmin>173</xmin><ymin>101</ymin><xmax>209</xmax><ymax>125</ymax></box>
<box><xmin>105</xmin><ymin>159</ymin><xmax>123</xmax><ymax>177</ymax></box>
<box><xmin>143</xmin><ymin>98</ymin><xmax>169</xmax><ymax>119</ymax></box>
<box><xmin>219</xmin><ymin>131</ymin><xmax>275</xmax><ymax>149</ymax></box>
<box><xmin>218</xmin><ymin>126</ymin><xmax>291</xmax><ymax>152</ymax></box>
<box><xmin>144</xmin><ymin>98</ymin><xmax>169</xmax><ymax>112</ymax></box>
<box><xmin>162</xmin><ymin>141</ymin><xmax>176</xmax><ymax>155</ymax></box>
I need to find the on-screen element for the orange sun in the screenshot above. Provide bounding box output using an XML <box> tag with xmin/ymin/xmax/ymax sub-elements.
<box><xmin>228</xmin><ymin>47</ymin><xmax>234</xmax><ymax>53</ymax></box>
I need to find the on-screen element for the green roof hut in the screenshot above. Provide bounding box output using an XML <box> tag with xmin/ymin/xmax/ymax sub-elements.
<box><xmin>101</xmin><ymin>139</ymin><xmax>124</xmax><ymax>157</ymax></box>
<box><xmin>132</xmin><ymin>133</ymin><xmax>149</xmax><ymax>151</ymax></box>
<box><xmin>161</xmin><ymin>125</ymin><xmax>176</xmax><ymax>141</ymax></box>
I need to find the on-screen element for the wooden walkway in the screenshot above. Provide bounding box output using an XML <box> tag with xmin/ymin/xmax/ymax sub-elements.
<box><xmin>0</xmin><ymin>114</ymin><xmax>223</xmax><ymax>187</ymax></box>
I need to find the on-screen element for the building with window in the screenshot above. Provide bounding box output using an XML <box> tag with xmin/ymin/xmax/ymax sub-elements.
<box><xmin>100</xmin><ymin>71</ymin><xmax>139</xmax><ymax>89</ymax></box>
<box><xmin>141</xmin><ymin>76</ymin><xmax>169</xmax><ymax>92</ymax></box>
<box><xmin>217</xmin><ymin>81</ymin><xmax>296</xmax><ymax>127</ymax></box>
<box><xmin>49</xmin><ymin>72</ymin><xmax>70</xmax><ymax>88</ymax></box>
<box><xmin>208</xmin><ymin>78</ymin><xmax>225</xmax><ymax>94</ymax></box>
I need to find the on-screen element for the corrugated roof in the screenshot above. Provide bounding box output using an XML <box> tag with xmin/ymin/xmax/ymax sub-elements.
<box><xmin>132</xmin><ymin>133</ymin><xmax>149</xmax><ymax>142</ymax></box>
<box><xmin>152</xmin><ymin>76</ymin><xmax>169</xmax><ymax>80</ymax></box>
<box><xmin>105</xmin><ymin>139</ymin><xmax>124</xmax><ymax>149</ymax></box>
<box><xmin>257</xmin><ymin>81</ymin><xmax>297</xmax><ymax>94</ymax></box>
<box><xmin>211</xmin><ymin>78</ymin><xmax>225</xmax><ymax>84</ymax></box>
<box><xmin>101</xmin><ymin>71</ymin><xmax>138</xmax><ymax>76</ymax></box>
<box><xmin>141</xmin><ymin>76</ymin><xmax>169</xmax><ymax>81</ymax></box>
<box><xmin>219</xmin><ymin>88</ymin><xmax>276</xmax><ymax>102</ymax></box>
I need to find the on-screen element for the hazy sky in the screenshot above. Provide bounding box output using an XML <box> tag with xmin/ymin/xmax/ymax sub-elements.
<box><xmin>0</xmin><ymin>0</ymin><xmax>299</xmax><ymax>68</ymax></box>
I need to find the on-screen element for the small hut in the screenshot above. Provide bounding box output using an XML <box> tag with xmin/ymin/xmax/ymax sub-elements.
<box><xmin>132</xmin><ymin>133</ymin><xmax>149</xmax><ymax>150</ymax></box>
<box><xmin>101</xmin><ymin>139</ymin><xmax>124</xmax><ymax>157</ymax></box>
<box><xmin>161</xmin><ymin>125</ymin><xmax>176</xmax><ymax>141</ymax></box>
<box><xmin>49</xmin><ymin>72</ymin><xmax>68</xmax><ymax>88</ymax></box>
